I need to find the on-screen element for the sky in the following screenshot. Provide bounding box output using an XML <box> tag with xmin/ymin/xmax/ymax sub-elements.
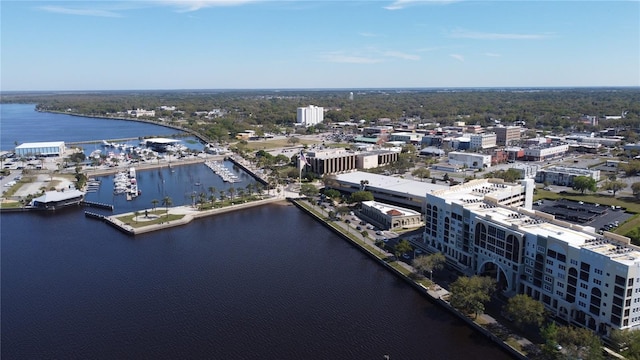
<box><xmin>1</xmin><ymin>0</ymin><xmax>639</xmax><ymax>91</ymax></box>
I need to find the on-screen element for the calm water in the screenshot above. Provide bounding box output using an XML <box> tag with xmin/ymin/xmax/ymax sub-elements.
<box><xmin>0</xmin><ymin>104</ymin><xmax>513</xmax><ymax>359</ymax></box>
<box><xmin>0</xmin><ymin>104</ymin><xmax>195</xmax><ymax>151</ymax></box>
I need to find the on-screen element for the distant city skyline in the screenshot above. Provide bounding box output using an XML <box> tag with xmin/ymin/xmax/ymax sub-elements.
<box><xmin>2</xmin><ymin>0</ymin><xmax>639</xmax><ymax>91</ymax></box>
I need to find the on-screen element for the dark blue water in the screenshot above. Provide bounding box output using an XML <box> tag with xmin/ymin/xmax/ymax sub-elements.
<box><xmin>0</xmin><ymin>104</ymin><xmax>192</xmax><ymax>151</ymax></box>
<box><xmin>0</xmin><ymin>104</ymin><xmax>513</xmax><ymax>359</ymax></box>
<box><xmin>85</xmin><ymin>162</ymin><xmax>257</xmax><ymax>213</ymax></box>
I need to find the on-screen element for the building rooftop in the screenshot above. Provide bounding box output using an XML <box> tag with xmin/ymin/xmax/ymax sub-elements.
<box><xmin>16</xmin><ymin>141</ymin><xmax>65</xmax><ymax>149</ymax></box>
<box><xmin>31</xmin><ymin>189</ymin><xmax>85</xmax><ymax>203</ymax></box>
<box><xmin>433</xmin><ymin>180</ymin><xmax>640</xmax><ymax>266</ymax></box>
<box><xmin>143</xmin><ymin>138</ymin><xmax>181</xmax><ymax>144</ymax></box>
<box><xmin>362</xmin><ymin>200</ymin><xmax>421</xmax><ymax>216</ymax></box>
<box><xmin>335</xmin><ymin>171</ymin><xmax>448</xmax><ymax>197</ymax></box>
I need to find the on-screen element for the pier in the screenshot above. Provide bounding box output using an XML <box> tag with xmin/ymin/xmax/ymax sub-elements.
<box><xmin>81</xmin><ymin>200</ymin><xmax>114</xmax><ymax>211</ymax></box>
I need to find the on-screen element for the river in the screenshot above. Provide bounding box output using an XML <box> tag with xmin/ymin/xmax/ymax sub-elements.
<box><xmin>0</xmin><ymin>104</ymin><xmax>513</xmax><ymax>359</ymax></box>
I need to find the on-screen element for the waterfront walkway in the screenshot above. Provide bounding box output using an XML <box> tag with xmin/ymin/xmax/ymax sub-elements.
<box><xmin>293</xmin><ymin>198</ymin><xmax>535</xmax><ymax>359</ymax></box>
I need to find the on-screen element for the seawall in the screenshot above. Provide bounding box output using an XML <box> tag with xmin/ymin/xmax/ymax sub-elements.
<box><xmin>290</xmin><ymin>198</ymin><xmax>527</xmax><ymax>360</ymax></box>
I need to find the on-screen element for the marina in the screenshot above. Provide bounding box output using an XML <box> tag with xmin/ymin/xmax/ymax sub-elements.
<box><xmin>205</xmin><ymin>160</ymin><xmax>241</xmax><ymax>183</ymax></box>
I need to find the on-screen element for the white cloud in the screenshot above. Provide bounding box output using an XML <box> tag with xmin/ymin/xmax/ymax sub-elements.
<box><xmin>384</xmin><ymin>0</ymin><xmax>461</xmax><ymax>11</ymax></box>
<box><xmin>321</xmin><ymin>53</ymin><xmax>383</xmax><ymax>64</ymax></box>
<box><xmin>158</xmin><ymin>0</ymin><xmax>257</xmax><ymax>12</ymax></box>
<box><xmin>484</xmin><ymin>52</ymin><xmax>501</xmax><ymax>57</ymax></box>
<box><xmin>450</xmin><ymin>54</ymin><xmax>464</xmax><ymax>62</ymax></box>
<box><xmin>321</xmin><ymin>48</ymin><xmax>421</xmax><ymax>63</ymax></box>
<box><xmin>383</xmin><ymin>51</ymin><xmax>420</xmax><ymax>61</ymax></box>
<box><xmin>449</xmin><ymin>29</ymin><xmax>550</xmax><ymax>40</ymax></box>
<box><xmin>38</xmin><ymin>5</ymin><xmax>123</xmax><ymax>17</ymax></box>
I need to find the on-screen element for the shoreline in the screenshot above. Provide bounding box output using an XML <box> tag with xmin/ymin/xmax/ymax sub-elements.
<box><xmin>38</xmin><ymin>109</ymin><xmax>213</xmax><ymax>145</ymax></box>
<box><xmin>291</xmin><ymin>198</ymin><xmax>530</xmax><ymax>360</ymax></box>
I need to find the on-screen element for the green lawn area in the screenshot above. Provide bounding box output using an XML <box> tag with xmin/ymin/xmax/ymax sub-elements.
<box><xmin>116</xmin><ymin>211</ymin><xmax>185</xmax><ymax>228</ymax></box>
<box><xmin>535</xmin><ymin>189</ymin><xmax>640</xmax><ymax>238</ymax></box>
<box><xmin>239</xmin><ymin>138</ymin><xmax>322</xmax><ymax>151</ymax></box>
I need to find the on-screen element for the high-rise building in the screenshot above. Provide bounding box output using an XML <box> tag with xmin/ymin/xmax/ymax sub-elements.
<box><xmin>296</xmin><ymin>105</ymin><xmax>324</xmax><ymax>127</ymax></box>
<box><xmin>422</xmin><ymin>180</ymin><xmax>640</xmax><ymax>335</ymax></box>
<box><xmin>495</xmin><ymin>126</ymin><xmax>521</xmax><ymax>146</ymax></box>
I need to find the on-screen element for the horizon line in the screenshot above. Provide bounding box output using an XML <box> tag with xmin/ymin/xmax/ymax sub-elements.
<box><xmin>3</xmin><ymin>85</ymin><xmax>639</xmax><ymax>94</ymax></box>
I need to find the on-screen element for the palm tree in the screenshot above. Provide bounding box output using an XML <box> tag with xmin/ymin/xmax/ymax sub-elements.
<box><xmin>208</xmin><ymin>186</ymin><xmax>217</xmax><ymax>202</ymax></box>
<box><xmin>237</xmin><ymin>189</ymin><xmax>245</xmax><ymax>201</ymax></box>
<box><xmin>219</xmin><ymin>190</ymin><xmax>226</xmax><ymax>201</ymax></box>
<box><xmin>162</xmin><ymin>196</ymin><xmax>172</xmax><ymax>218</ymax></box>
<box><xmin>151</xmin><ymin>199</ymin><xmax>159</xmax><ymax>212</ymax></box>
<box><xmin>228</xmin><ymin>187</ymin><xmax>235</xmax><ymax>203</ymax></box>
<box><xmin>190</xmin><ymin>192</ymin><xmax>196</xmax><ymax>208</ymax></box>
<box><xmin>198</xmin><ymin>192</ymin><xmax>207</xmax><ymax>207</ymax></box>
<box><xmin>133</xmin><ymin>211</ymin><xmax>140</xmax><ymax>224</ymax></box>
<box><xmin>245</xmin><ymin>183</ymin><xmax>253</xmax><ymax>197</ymax></box>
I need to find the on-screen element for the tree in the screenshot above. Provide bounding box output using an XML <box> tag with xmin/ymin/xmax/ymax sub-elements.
<box><xmin>359</xmin><ymin>179</ymin><xmax>370</xmax><ymax>191</ymax></box>
<box><xmin>161</xmin><ymin>196</ymin><xmax>172</xmax><ymax>218</ymax></box>
<box><xmin>349</xmin><ymin>190</ymin><xmax>374</xmax><ymax>204</ymax></box>
<box><xmin>631</xmin><ymin>181</ymin><xmax>640</xmax><ymax>200</ymax></box>
<box><xmin>503</xmin><ymin>294</ymin><xmax>545</xmax><ymax>329</ymax></box>
<box><xmin>543</xmin><ymin>324</ymin><xmax>603</xmax><ymax>360</ymax></box>
<box><xmin>412</xmin><ymin>252</ymin><xmax>446</xmax><ymax>280</ymax></box>
<box><xmin>443</xmin><ymin>173</ymin><xmax>450</xmax><ymax>182</ymax></box>
<box><xmin>335</xmin><ymin>206</ymin><xmax>351</xmax><ymax>217</ymax></box>
<box><xmin>287</xmin><ymin>136</ymin><xmax>300</xmax><ymax>146</ymax></box>
<box><xmin>394</xmin><ymin>239</ymin><xmax>413</xmax><ymax>259</ymax></box>
<box><xmin>411</xmin><ymin>167</ymin><xmax>431</xmax><ymax>181</ymax></box>
<box><xmin>449</xmin><ymin>276</ymin><xmax>496</xmax><ymax>318</ymax></box>
<box><xmin>228</xmin><ymin>187</ymin><xmax>235</xmax><ymax>202</ymax></box>
<box><xmin>322</xmin><ymin>174</ymin><xmax>339</xmax><ymax>189</ymax></box>
<box><xmin>324</xmin><ymin>188</ymin><xmax>341</xmax><ymax>200</ymax></box>
<box><xmin>151</xmin><ymin>198</ymin><xmax>159</xmax><ymax>211</ymax></box>
<box><xmin>572</xmin><ymin>176</ymin><xmax>597</xmax><ymax>194</ymax></box>
<box><xmin>610</xmin><ymin>328</ymin><xmax>640</xmax><ymax>359</ymax></box>
<box><xmin>600</xmin><ymin>180</ymin><xmax>628</xmax><ymax>196</ymax></box>
<box><xmin>299</xmin><ymin>183</ymin><xmax>318</xmax><ymax>197</ymax></box>
<box><xmin>360</xmin><ymin>230</ymin><xmax>368</xmax><ymax>240</ymax></box>
<box><xmin>208</xmin><ymin>186</ymin><xmax>217</xmax><ymax>203</ymax></box>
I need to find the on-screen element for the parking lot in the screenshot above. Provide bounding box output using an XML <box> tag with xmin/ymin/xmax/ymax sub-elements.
<box><xmin>533</xmin><ymin>199</ymin><xmax>632</xmax><ymax>233</ymax></box>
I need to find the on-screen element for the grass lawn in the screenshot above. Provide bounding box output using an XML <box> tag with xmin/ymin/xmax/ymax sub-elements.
<box><xmin>535</xmin><ymin>189</ymin><xmax>640</xmax><ymax>238</ymax></box>
<box><xmin>240</xmin><ymin>138</ymin><xmax>322</xmax><ymax>151</ymax></box>
<box><xmin>117</xmin><ymin>211</ymin><xmax>185</xmax><ymax>228</ymax></box>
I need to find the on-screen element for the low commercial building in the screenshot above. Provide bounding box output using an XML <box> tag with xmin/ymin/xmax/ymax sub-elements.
<box><xmin>523</xmin><ymin>143</ymin><xmax>569</xmax><ymax>161</ymax></box>
<box><xmin>29</xmin><ymin>190</ymin><xmax>85</xmax><ymax>210</ymax></box>
<box><xmin>448</xmin><ymin>151</ymin><xmax>492</xmax><ymax>169</ymax></box>
<box><xmin>303</xmin><ymin>149</ymin><xmax>398</xmax><ymax>176</ymax></box>
<box><xmin>359</xmin><ymin>201</ymin><xmax>422</xmax><ymax>230</ymax></box>
<box><xmin>333</xmin><ymin>171</ymin><xmax>448</xmax><ymax>209</ymax></box>
<box><xmin>15</xmin><ymin>141</ymin><xmax>65</xmax><ymax>157</ymax></box>
<box><xmin>535</xmin><ymin>166</ymin><xmax>600</xmax><ymax>186</ymax></box>
<box><xmin>389</xmin><ymin>132</ymin><xmax>422</xmax><ymax>145</ymax></box>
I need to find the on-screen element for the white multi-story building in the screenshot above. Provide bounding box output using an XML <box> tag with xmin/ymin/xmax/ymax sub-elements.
<box><xmin>470</xmin><ymin>133</ymin><xmax>497</xmax><ymax>150</ymax></box>
<box><xmin>523</xmin><ymin>144</ymin><xmax>569</xmax><ymax>161</ymax></box>
<box><xmin>535</xmin><ymin>166</ymin><xmax>601</xmax><ymax>186</ymax></box>
<box><xmin>422</xmin><ymin>179</ymin><xmax>640</xmax><ymax>335</ymax></box>
<box><xmin>448</xmin><ymin>151</ymin><xmax>492</xmax><ymax>169</ymax></box>
<box><xmin>296</xmin><ymin>105</ymin><xmax>324</xmax><ymax>127</ymax></box>
<box><xmin>127</xmin><ymin>108</ymin><xmax>155</xmax><ymax>118</ymax></box>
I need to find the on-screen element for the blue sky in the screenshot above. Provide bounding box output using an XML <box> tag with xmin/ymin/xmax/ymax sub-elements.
<box><xmin>2</xmin><ymin>0</ymin><xmax>639</xmax><ymax>91</ymax></box>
